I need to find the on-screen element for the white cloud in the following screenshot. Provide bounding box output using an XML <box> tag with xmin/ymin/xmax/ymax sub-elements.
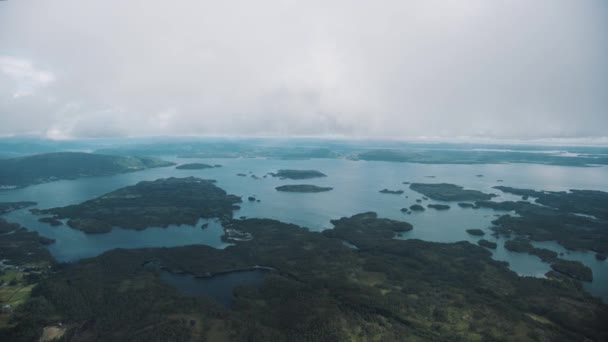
<box><xmin>0</xmin><ymin>56</ymin><xmax>55</xmax><ymax>97</ymax></box>
<box><xmin>0</xmin><ymin>0</ymin><xmax>606</xmax><ymax>139</ymax></box>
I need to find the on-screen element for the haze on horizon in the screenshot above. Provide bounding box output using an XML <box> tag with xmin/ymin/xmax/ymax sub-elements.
<box><xmin>1</xmin><ymin>0</ymin><xmax>607</xmax><ymax>141</ymax></box>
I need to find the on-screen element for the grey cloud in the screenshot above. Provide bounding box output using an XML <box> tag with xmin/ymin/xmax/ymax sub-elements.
<box><xmin>0</xmin><ymin>0</ymin><xmax>606</xmax><ymax>140</ymax></box>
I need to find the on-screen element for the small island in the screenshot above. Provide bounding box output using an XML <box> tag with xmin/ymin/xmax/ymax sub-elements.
<box><xmin>270</xmin><ymin>169</ymin><xmax>327</xmax><ymax>180</ymax></box>
<box><xmin>428</xmin><ymin>204</ymin><xmax>450</xmax><ymax>210</ymax></box>
<box><xmin>478</xmin><ymin>239</ymin><xmax>497</xmax><ymax>249</ymax></box>
<box><xmin>457</xmin><ymin>202</ymin><xmax>476</xmax><ymax>209</ymax></box>
<box><xmin>410</xmin><ymin>183</ymin><xmax>497</xmax><ymax>201</ymax></box>
<box><xmin>409</xmin><ymin>204</ymin><xmax>425</xmax><ymax>212</ymax></box>
<box><xmin>275</xmin><ymin>185</ymin><xmax>333</xmax><ymax>193</ymax></box>
<box><xmin>175</xmin><ymin>163</ymin><xmax>216</xmax><ymax>170</ymax></box>
<box><xmin>379</xmin><ymin>189</ymin><xmax>404</xmax><ymax>194</ymax></box>
<box><xmin>466</xmin><ymin>229</ymin><xmax>485</xmax><ymax>236</ymax></box>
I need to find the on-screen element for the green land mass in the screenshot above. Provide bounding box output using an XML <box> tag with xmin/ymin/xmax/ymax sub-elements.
<box><xmin>428</xmin><ymin>204</ymin><xmax>450</xmax><ymax>210</ymax></box>
<box><xmin>474</xmin><ymin>188</ymin><xmax>608</xmax><ymax>254</ymax></box>
<box><xmin>466</xmin><ymin>229</ymin><xmax>485</xmax><ymax>236</ymax></box>
<box><xmin>2</xmin><ymin>212</ymin><xmax>607</xmax><ymax>341</ymax></box>
<box><xmin>39</xmin><ymin>177</ymin><xmax>241</xmax><ymax>233</ymax></box>
<box><xmin>379</xmin><ymin>189</ymin><xmax>404</xmax><ymax>194</ymax></box>
<box><xmin>270</xmin><ymin>169</ymin><xmax>327</xmax><ymax>179</ymax></box>
<box><xmin>503</xmin><ymin>238</ymin><xmax>593</xmax><ymax>282</ymax></box>
<box><xmin>493</xmin><ymin>186</ymin><xmax>608</xmax><ymax>220</ymax></box>
<box><xmin>175</xmin><ymin>163</ymin><xmax>216</xmax><ymax>170</ymax></box>
<box><xmin>0</xmin><ymin>152</ymin><xmax>175</xmax><ymax>188</ymax></box>
<box><xmin>275</xmin><ymin>185</ymin><xmax>333</xmax><ymax>193</ymax></box>
<box><xmin>356</xmin><ymin>149</ymin><xmax>608</xmax><ymax>167</ymax></box>
<box><xmin>409</xmin><ymin>204</ymin><xmax>425</xmax><ymax>212</ymax></box>
<box><xmin>477</xmin><ymin>239</ymin><xmax>497</xmax><ymax>249</ymax></box>
<box><xmin>410</xmin><ymin>183</ymin><xmax>496</xmax><ymax>201</ymax></box>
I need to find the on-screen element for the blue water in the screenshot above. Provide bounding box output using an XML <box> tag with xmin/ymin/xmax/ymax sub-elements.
<box><xmin>159</xmin><ymin>269</ymin><xmax>268</xmax><ymax>308</ymax></box>
<box><xmin>0</xmin><ymin>157</ymin><xmax>606</xmax><ymax>300</ymax></box>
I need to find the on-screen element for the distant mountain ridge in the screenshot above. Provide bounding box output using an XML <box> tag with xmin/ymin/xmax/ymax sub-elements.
<box><xmin>0</xmin><ymin>152</ymin><xmax>175</xmax><ymax>188</ymax></box>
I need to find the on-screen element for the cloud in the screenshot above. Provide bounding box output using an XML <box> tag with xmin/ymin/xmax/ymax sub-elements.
<box><xmin>0</xmin><ymin>0</ymin><xmax>606</xmax><ymax>140</ymax></box>
<box><xmin>0</xmin><ymin>56</ymin><xmax>55</xmax><ymax>97</ymax></box>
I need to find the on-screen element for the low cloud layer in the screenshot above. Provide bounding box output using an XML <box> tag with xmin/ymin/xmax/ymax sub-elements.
<box><xmin>1</xmin><ymin>0</ymin><xmax>607</xmax><ymax>140</ymax></box>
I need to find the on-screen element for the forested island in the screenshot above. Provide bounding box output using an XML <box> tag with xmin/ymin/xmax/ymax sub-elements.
<box><xmin>2</xmin><ymin>212</ymin><xmax>607</xmax><ymax>341</ymax></box>
<box><xmin>0</xmin><ymin>152</ymin><xmax>174</xmax><ymax>188</ymax></box>
<box><xmin>275</xmin><ymin>184</ymin><xmax>333</xmax><ymax>193</ymax></box>
<box><xmin>270</xmin><ymin>169</ymin><xmax>327</xmax><ymax>179</ymax></box>
<box><xmin>38</xmin><ymin>177</ymin><xmax>241</xmax><ymax>233</ymax></box>
<box><xmin>175</xmin><ymin>163</ymin><xmax>217</xmax><ymax>170</ymax></box>
<box><xmin>379</xmin><ymin>189</ymin><xmax>404</xmax><ymax>194</ymax></box>
<box><xmin>410</xmin><ymin>183</ymin><xmax>497</xmax><ymax>201</ymax></box>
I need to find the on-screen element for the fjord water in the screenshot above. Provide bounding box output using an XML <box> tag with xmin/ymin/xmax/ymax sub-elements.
<box><xmin>0</xmin><ymin>157</ymin><xmax>607</xmax><ymax>300</ymax></box>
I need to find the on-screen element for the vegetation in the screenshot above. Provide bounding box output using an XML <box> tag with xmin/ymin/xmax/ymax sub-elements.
<box><xmin>356</xmin><ymin>148</ymin><xmax>608</xmax><ymax>166</ymax></box>
<box><xmin>0</xmin><ymin>222</ymin><xmax>55</xmax><ymax>266</ymax></box>
<box><xmin>0</xmin><ymin>152</ymin><xmax>174</xmax><ymax>188</ymax></box>
<box><xmin>466</xmin><ymin>229</ymin><xmax>485</xmax><ymax>236</ymax></box>
<box><xmin>40</xmin><ymin>177</ymin><xmax>241</xmax><ymax>233</ymax></box>
<box><xmin>275</xmin><ymin>185</ymin><xmax>333</xmax><ymax>193</ymax></box>
<box><xmin>494</xmin><ymin>186</ymin><xmax>608</xmax><ymax>220</ymax></box>
<box><xmin>504</xmin><ymin>238</ymin><xmax>558</xmax><ymax>262</ymax></box>
<box><xmin>379</xmin><ymin>189</ymin><xmax>404</xmax><ymax>194</ymax></box>
<box><xmin>478</xmin><ymin>239</ymin><xmax>497</xmax><ymax>249</ymax></box>
<box><xmin>410</xmin><ymin>183</ymin><xmax>497</xmax><ymax>201</ymax></box>
<box><xmin>551</xmin><ymin>260</ymin><xmax>593</xmax><ymax>282</ymax></box>
<box><xmin>409</xmin><ymin>204</ymin><xmax>425</xmax><ymax>212</ymax></box>
<box><xmin>503</xmin><ymin>238</ymin><xmax>593</xmax><ymax>282</ymax></box>
<box><xmin>1</xmin><ymin>211</ymin><xmax>607</xmax><ymax>340</ymax></box>
<box><xmin>428</xmin><ymin>204</ymin><xmax>450</xmax><ymax>210</ymax></box>
<box><xmin>270</xmin><ymin>169</ymin><xmax>327</xmax><ymax>179</ymax></box>
<box><xmin>175</xmin><ymin>163</ymin><xmax>216</xmax><ymax>170</ymax></box>
<box><xmin>480</xmin><ymin>199</ymin><xmax>608</xmax><ymax>254</ymax></box>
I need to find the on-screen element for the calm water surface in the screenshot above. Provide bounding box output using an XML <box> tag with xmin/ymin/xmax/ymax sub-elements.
<box><xmin>0</xmin><ymin>158</ymin><xmax>606</xmax><ymax>300</ymax></box>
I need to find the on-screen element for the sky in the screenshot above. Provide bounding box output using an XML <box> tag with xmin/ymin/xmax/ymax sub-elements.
<box><xmin>0</xmin><ymin>0</ymin><xmax>607</xmax><ymax>141</ymax></box>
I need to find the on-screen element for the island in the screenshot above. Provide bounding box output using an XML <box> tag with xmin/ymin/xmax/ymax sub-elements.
<box><xmin>0</xmin><ymin>152</ymin><xmax>175</xmax><ymax>188</ymax></box>
<box><xmin>3</xmin><ymin>212</ymin><xmax>607</xmax><ymax>341</ymax></box>
<box><xmin>477</xmin><ymin>239</ymin><xmax>497</xmax><ymax>249</ymax></box>
<box><xmin>269</xmin><ymin>169</ymin><xmax>327</xmax><ymax>180</ymax></box>
<box><xmin>275</xmin><ymin>185</ymin><xmax>333</xmax><ymax>193</ymax></box>
<box><xmin>175</xmin><ymin>163</ymin><xmax>216</xmax><ymax>170</ymax></box>
<box><xmin>428</xmin><ymin>204</ymin><xmax>450</xmax><ymax>210</ymax></box>
<box><xmin>379</xmin><ymin>189</ymin><xmax>404</xmax><ymax>194</ymax></box>
<box><xmin>409</xmin><ymin>204</ymin><xmax>425</xmax><ymax>212</ymax></box>
<box><xmin>38</xmin><ymin>177</ymin><xmax>241</xmax><ymax>233</ymax></box>
<box><xmin>410</xmin><ymin>183</ymin><xmax>497</xmax><ymax>201</ymax></box>
<box><xmin>457</xmin><ymin>202</ymin><xmax>476</xmax><ymax>208</ymax></box>
<box><xmin>466</xmin><ymin>229</ymin><xmax>485</xmax><ymax>236</ymax></box>
<box><xmin>478</xmin><ymin>188</ymin><xmax>608</xmax><ymax>254</ymax></box>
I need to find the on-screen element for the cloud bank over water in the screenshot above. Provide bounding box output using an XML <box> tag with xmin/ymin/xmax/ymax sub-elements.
<box><xmin>0</xmin><ymin>0</ymin><xmax>607</xmax><ymax>140</ymax></box>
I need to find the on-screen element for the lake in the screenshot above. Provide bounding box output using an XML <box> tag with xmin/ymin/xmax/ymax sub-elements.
<box><xmin>159</xmin><ymin>269</ymin><xmax>269</xmax><ymax>308</ymax></box>
<box><xmin>0</xmin><ymin>157</ymin><xmax>606</xmax><ymax>301</ymax></box>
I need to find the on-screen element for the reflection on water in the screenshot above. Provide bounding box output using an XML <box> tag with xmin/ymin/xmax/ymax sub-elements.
<box><xmin>0</xmin><ymin>158</ymin><xmax>606</xmax><ymax>300</ymax></box>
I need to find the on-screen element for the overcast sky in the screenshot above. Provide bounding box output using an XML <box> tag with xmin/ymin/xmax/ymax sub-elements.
<box><xmin>0</xmin><ymin>0</ymin><xmax>607</xmax><ymax>140</ymax></box>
